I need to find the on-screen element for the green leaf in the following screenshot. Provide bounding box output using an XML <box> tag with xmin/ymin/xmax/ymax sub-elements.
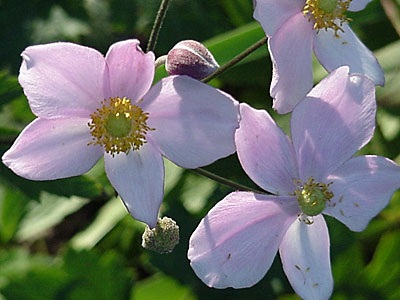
<box><xmin>180</xmin><ymin>172</ymin><xmax>217</xmax><ymax>214</ymax></box>
<box><xmin>30</xmin><ymin>5</ymin><xmax>90</xmax><ymax>44</ymax></box>
<box><xmin>70</xmin><ymin>197</ymin><xmax>127</xmax><ymax>250</ymax></box>
<box><xmin>62</xmin><ymin>248</ymin><xmax>131</xmax><ymax>300</ymax></box>
<box><xmin>0</xmin><ymin>249</ymin><xmax>68</xmax><ymax>300</ymax></box>
<box><xmin>364</xmin><ymin>231</ymin><xmax>400</xmax><ymax>296</ymax></box>
<box><xmin>0</xmin><ymin>162</ymin><xmax>103</xmax><ymax>201</ymax></box>
<box><xmin>377</xmin><ymin>109</ymin><xmax>400</xmax><ymax>141</ymax></box>
<box><xmin>131</xmin><ymin>274</ymin><xmax>197</xmax><ymax>300</ymax></box>
<box><xmin>15</xmin><ymin>193</ymin><xmax>88</xmax><ymax>242</ymax></box>
<box><xmin>0</xmin><ymin>72</ymin><xmax>22</xmax><ymax>110</ymax></box>
<box><xmin>2</xmin><ymin>266</ymin><xmax>69</xmax><ymax>300</ymax></box>
<box><xmin>0</xmin><ymin>185</ymin><xmax>30</xmax><ymax>243</ymax></box>
<box><xmin>0</xmin><ymin>248</ymin><xmax>51</xmax><ymax>280</ymax></box>
<box><xmin>205</xmin><ymin>22</ymin><xmax>267</xmax><ymax>66</ymax></box>
<box><xmin>375</xmin><ymin>40</ymin><xmax>400</xmax><ymax>109</ymax></box>
<box><xmin>0</xmin><ymin>248</ymin><xmax>132</xmax><ymax>300</ymax></box>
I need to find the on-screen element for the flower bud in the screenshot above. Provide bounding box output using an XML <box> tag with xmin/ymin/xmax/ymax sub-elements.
<box><xmin>141</xmin><ymin>217</ymin><xmax>179</xmax><ymax>254</ymax></box>
<box><xmin>165</xmin><ymin>40</ymin><xmax>219</xmax><ymax>80</ymax></box>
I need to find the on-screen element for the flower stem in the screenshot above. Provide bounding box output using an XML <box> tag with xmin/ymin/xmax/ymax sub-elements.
<box><xmin>192</xmin><ymin>167</ymin><xmax>267</xmax><ymax>194</ymax></box>
<box><xmin>202</xmin><ymin>36</ymin><xmax>268</xmax><ymax>83</ymax></box>
<box><xmin>146</xmin><ymin>0</ymin><xmax>172</xmax><ymax>53</ymax></box>
<box><xmin>155</xmin><ymin>55</ymin><xmax>167</xmax><ymax>69</ymax></box>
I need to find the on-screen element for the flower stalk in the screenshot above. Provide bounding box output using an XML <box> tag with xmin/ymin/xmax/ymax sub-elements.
<box><xmin>192</xmin><ymin>167</ymin><xmax>267</xmax><ymax>194</ymax></box>
<box><xmin>146</xmin><ymin>0</ymin><xmax>172</xmax><ymax>53</ymax></box>
<box><xmin>202</xmin><ymin>36</ymin><xmax>267</xmax><ymax>83</ymax></box>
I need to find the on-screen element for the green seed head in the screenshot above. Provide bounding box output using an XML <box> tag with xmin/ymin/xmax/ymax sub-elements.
<box><xmin>105</xmin><ymin>113</ymin><xmax>132</xmax><ymax>138</ymax></box>
<box><xmin>295</xmin><ymin>177</ymin><xmax>334</xmax><ymax>217</ymax></box>
<box><xmin>142</xmin><ymin>217</ymin><xmax>180</xmax><ymax>254</ymax></box>
<box><xmin>318</xmin><ymin>0</ymin><xmax>338</xmax><ymax>13</ymax></box>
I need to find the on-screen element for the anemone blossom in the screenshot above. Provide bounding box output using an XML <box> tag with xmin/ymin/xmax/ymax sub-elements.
<box><xmin>188</xmin><ymin>67</ymin><xmax>400</xmax><ymax>300</ymax></box>
<box><xmin>253</xmin><ymin>0</ymin><xmax>384</xmax><ymax>114</ymax></box>
<box><xmin>2</xmin><ymin>40</ymin><xmax>240</xmax><ymax>228</ymax></box>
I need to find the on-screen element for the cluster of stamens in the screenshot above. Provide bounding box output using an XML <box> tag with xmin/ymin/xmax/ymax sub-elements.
<box><xmin>88</xmin><ymin>97</ymin><xmax>154</xmax><ymax>156</ymax></box>
<box><xmin>293</xmin><ymin>177</ymin><xmax>334</xmax><ymax>224</ymax></box>
<box><xmin>303</xmin><ymin>0</ymin><xmax>352</xmax><ymax>37</ymax></box>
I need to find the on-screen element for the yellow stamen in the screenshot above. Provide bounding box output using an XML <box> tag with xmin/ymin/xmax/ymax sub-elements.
<box><xmin>88</xmin><ymin>97</ymin><xmax>154</xmax><ymax>156</ymax></box>
<box><xmin>303</xmin><ymin>0</ymin><xmax>352</xmax><ymax>37</ymax></box>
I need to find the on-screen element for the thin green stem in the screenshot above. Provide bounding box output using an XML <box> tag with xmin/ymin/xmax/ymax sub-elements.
<box><xmin>202</xmin><ymin>36</ymin><xmax>268</xmax><ymax>83</ymax></box>
<box><xmin>146</xmin><ymin>0</ymin><xmax>171</xmax><ymax>53</ymax></box>
<box><xmin>192</xmin><ymin>168</ymin><xmax>267</xmax><ymax>194</ymax></box>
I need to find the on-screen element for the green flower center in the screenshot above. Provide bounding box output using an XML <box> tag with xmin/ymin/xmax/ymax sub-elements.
<box><xmin>318</xmin><ymin>0</ymin><xmax>338</xmax><ymax>13</ymax></box>
<box><xmin>294</xmin><ymin>177</ymin><xmax>334</xmax><ymax>217</ymax></box>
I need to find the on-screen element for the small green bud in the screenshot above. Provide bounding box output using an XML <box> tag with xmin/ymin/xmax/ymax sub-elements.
<box><xmin>142</xmin><ymin>217</ymin><xmax>179</xmax><ymax>254</ymax></box>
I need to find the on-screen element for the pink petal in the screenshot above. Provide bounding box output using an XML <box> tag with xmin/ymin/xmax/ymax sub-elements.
<box><xmin>253</xmin><ymin>0</ymin><xmax>303</xmax><ymax>36</ymax></box>
<box><xmin>313</xmin><ymin>23</ymin><xmax>384</xmax><ymax>86</ymax></box>
<box><xmin>291</xmin><ymin>67</ymin><xmax>376</xmax><ymax>181</ymax></box>
<box><xmin>2</xmin><ymin>117</ymin><xmax>103</xmax><ymax>180</ymax></box>
<box><xmin>236</xmin><ymin>103</ymin><xmax>298</xmax><ymax>195</ymax></box>
<box><xmin>141</xmin><ymin>76</ymin><xmax>239</xmax><ymax>169</ymax></box>
<box><xmin>188</xmin><ymin>192</ymin><xmax>299</xmax><ymax>288</ymax></box>
<box><xmin>19</xmin><ymin>42</ymin><xmax>110</xmax><ymax>119</ymax></box>
<box><xmin>280</xmin><ymin>215</ymin><xmax>333</xmax><ymax>300</ymax></box>
<box><xmin>105</xmin><ymin>40</ymin><xmax>155</xmax><ymax>102</ymax></box>
<box><xmin>324</xmin><ymin>155</ymin><xmax>400</xmax><ymax>232</ymax></box>
<box><xmin>269</xmin><ymin>12</ymin><xmax>314</xmax><ymax>114</ymax></box>
<box><xmin>104</xmin><ymin>142</ymin><xmax>164</xmax><ymax>228</ymax></box>
<box><xmin>348</xmin><ymin>0</ymin><xmax>373</xmax><ymax>11</ymax></box>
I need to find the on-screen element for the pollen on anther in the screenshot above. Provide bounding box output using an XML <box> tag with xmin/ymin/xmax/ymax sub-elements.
<box><xmin>303</xmin><ymin>0</ymin><xmax>352</xmax><ymax>37</ymax></box>
<box><xmin>88</xmin><ymin>97</ymin><xmax>154</xmax><ymax>155</ymax></box>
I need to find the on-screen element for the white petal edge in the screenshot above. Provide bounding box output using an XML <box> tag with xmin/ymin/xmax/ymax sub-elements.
<box><xmin>2</xmin><ymin>117</ymin><xmax>103</xmax><ymax>180</ymax></box>
<box><xmin>324</xmin><ymin>155</ymin><xmax>400</xmax><ymax>231</ymax></box>
<box><xmin>188</xmin><ymin>192</ymin><xmax>299</xmax><ymax>289</ymax></box>
<box><xmin>236</xmin><ymin>103</ymin><xmax>299</xmax><ymax>195</ymax></box>
<box><xmin>348</xmin><ymin>0</ymin><xmax>373</xmax><ymax>11</ymax></box>
<box><xmin>142</xmin><ymin>76</ymin><xmax>239</xmax><ymax>169</ymax></box>
<box><xmin>280</xmin><ymin>215</ymin><xmax>333</xmax><ymax>300</ymax></box>
<box><xmin>105</xmin><ymin>39</ymin><xmax>155</xmax><ymax>103</ymax></box>
<box><xmin>19</xmin><ymin>42</ymin><xmax>110</xmax><ymax>119</ymax></box>
<box><xmin>269</xmin><ymin>12</ymin><xmax>314</xmax><ymax>114</ymax></box>
<box><xmin>104</xmin><ymin>142</ymin><xmax>164</xmax><ymax>228</ymax></box>
<box><xmin>313</xmin><ymin>23</ymin><xmax>384</xmax><ymax>86</ymax></box>
<box><xmin>291</xmin><ymin>67</ymin><xmax>376</xmax><ymax>181</ymax></box>
<box><xmin>253</xmin><ymin>0</ymin><xmax>304</xmax><ymax>37</ymax></box>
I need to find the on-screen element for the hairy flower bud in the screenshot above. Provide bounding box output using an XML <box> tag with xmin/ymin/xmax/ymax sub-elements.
<box><xmin>165</xmin><ymin>40</ymin><xmax>219</xmax><ymax>80</ymax></box>
<box><xmin>142</xmin><ymin>217</ymin><xmax>180</xmax><ymax>254</ymax></box>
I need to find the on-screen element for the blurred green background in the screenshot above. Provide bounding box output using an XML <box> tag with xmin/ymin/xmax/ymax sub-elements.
<box><xmin>1</xmin><ymin>0</ymin><xmax>400</xmax><ymax>299</ymax></box>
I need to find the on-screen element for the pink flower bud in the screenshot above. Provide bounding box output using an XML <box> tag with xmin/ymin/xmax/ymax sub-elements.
<box><xmin>166</xmin><ymin>40</ymin><xmax>219</xmax><ymax>80</ymax></box>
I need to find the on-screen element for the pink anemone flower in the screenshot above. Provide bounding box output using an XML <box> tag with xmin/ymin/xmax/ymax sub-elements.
<box><xmin>253</xmin><ymin>0</ymin><xmax>385</xmax><ymax>114</ymax></box>
<box><xmin>2</xmin><ymin>39</ymin><xmax>240</xmax><ymax>228</ymax></box>
<box><xmin>188</xmin><ymin>67</ymin><xmax>400</xmax><ymax>300</ymax></box>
